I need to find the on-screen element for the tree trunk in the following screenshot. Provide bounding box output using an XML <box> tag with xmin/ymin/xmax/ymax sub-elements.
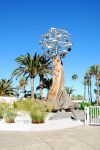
<box><xmin>39</xmin><ymin>77</ymin><xmax>43</xmax><ymax>99</ymax></box>
<box><xmin>90</xmin><ymin>81</ymin><xmax>92</xmax><ymax>103</ymax></box>
<box><xmin>96</xmin><ymin>78</ymin><xmax>99</xmax><ymax>105</ymax></box>
<box><xmin>98</xmin><ymin>86</ymin><xmax>100</xmax><ymax>105</ymax></box>
<box><xmin>97</xmin><ymin>85</ymin><xmax>99</xmax><ymax>105</ymax></box>
<box><xmin>30</xmin><ymin>78</ymin><xmax>34</xmax><ymax>100</ymax></box>
<box><xmin>84</xmin><ymin>85</ymin><xmax>86</xmax><ymax>100</ymax></box>
<box><xmin>88</xmin><ymin>85</ymin><xmax>90</xmax><ymax>102</ymax></box>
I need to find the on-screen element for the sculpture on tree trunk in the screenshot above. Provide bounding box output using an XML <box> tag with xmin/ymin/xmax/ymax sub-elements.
<box><xmin>39</xmin><ymin>28</ymin><xmax>75</xmax><ymax>109</ymax></box>
<box><xmin>47</xmin><ymin>56</ymin><xmax>72</xmax><ymax>109</ymax></box>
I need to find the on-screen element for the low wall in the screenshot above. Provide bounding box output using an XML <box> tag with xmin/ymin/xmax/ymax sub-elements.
<box><xmin>0</xmin><ymin>96</ymin><xmax>17</xmax><ymax>103</ymax></box>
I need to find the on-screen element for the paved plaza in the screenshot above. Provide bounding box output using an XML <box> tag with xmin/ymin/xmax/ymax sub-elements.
<box><xmin>0</xmin><ymin>125</ymin><xmax>100</xmax><ymax>150</ymax></box>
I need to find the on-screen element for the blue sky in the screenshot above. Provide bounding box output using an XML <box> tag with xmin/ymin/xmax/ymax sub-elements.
<box><xmin>0</xmin><ymin>0</ymin><xmax>100</xmax><ymax>97</ymax></box>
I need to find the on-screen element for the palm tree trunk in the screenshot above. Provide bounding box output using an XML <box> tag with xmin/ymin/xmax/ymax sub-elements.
<box><xmin>88</xmin><ymin>85</ymin><xmax>90</xmax><ymax>102</ymax></box>
<box><xmin>90</xmin><ymin>82</ymin><xmax>92</xmax><ymax>103</ymax></box>
<box><xmin>99</xmin><ymin>85</ymin><xmax>100</xmax><ymax>105</ymax></box>
<box><xmin>84</xmin><ymin>85</ymin><xmax>86</xmax><ymax>100</ymax></box>
<box><xmin>30</xmin><ymin>78</ymin><xmax>34</xmax><ymax>100</ymax></box>
<box><xmin>40</xmin><ymin>77</ymin><xmax>43</xmax><ymax>99</ymax></box>
<box><xmin>97</xmin><ymin>84</ymin><xmax>99</xmax><ymax>105</ymax></box>
<box><xmin>96</xmin><ymin>78</ymin><xmax>100</xmax><ymax>105</ymax></box>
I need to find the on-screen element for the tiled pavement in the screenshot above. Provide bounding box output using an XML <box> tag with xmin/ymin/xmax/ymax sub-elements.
<box><xmin>0</xmin><ymin>125</ymin><xmax>100</xmax><ymax>150</ymax></box>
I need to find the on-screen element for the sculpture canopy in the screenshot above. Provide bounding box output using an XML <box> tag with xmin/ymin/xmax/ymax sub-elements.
<box><xmin>39</xmin><ymin>27</ymin><xmax>72</xmax><ymax>59</ymax></box>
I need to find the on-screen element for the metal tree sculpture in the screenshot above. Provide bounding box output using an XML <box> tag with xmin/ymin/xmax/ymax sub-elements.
<box><xmin>39</xmin><ymin>28</ymin><xmax>74</xmax><ymax>109</ymax></box>
<box><xmin>39</xmin><ymin>27</ymin><xmax>72</xmax><ymax>59</ymax></box>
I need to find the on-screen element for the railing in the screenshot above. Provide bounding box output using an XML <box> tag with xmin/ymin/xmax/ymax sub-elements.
<box><xmin>85</xmin><ymin>106</ymin><xmax>100</xmax><ymax>125</ymax></box>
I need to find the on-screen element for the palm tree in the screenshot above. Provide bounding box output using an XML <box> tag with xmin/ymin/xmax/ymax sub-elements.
<box><xmin>72</xmin><ymin>74</ymin><xmax>78</xmax><ymax>80</ymax></box>
<box><xmin>19</xmin><ymin>77</ymin><xmax>27</xmax><ymax>97</ymax></box>
<box><xmin>83</xmin><ymin>76</ymin><xmax>87</xmax><ymax>100</ymax></box>
<box><xmin>0</xmin><ymin>78</ymin><xmax>17</xmax><ymax>96</ymax></box>
<box><xmin>95</xmin><ymin>81</ymin><xmax>100</xmax><ymax>104</ymax></box>
<box><xmin>89</xmin><ymin>64</ymin><xmax>100</xmax><ymax>104</ymax></box>
<box><xmin>84</xmin><ymin>73</ymin><xmax>91</xmax><ymax>102</ymax></box>
<box><xmin>42</xmin><ymin>78</ymin><xmax>52</xmax><ymax>91</ymax></box>
<box><xmin>19</xmin><ymin>77</ymin><xmax>27</xmax><ymax>90</ymax></box>
<box><xmin>36</xmin><ymin>78</ymin><xmax>52</xmax><ymax>97</ymax></box>
<box><xmin>71</xmin><ymin>74</ymin><xmax>78</xmax><ymax>95</ymax></box>
<box><xmin>37</xmin><ymin>55</ymin><xmax>52</xmax><ymax>98</ymax></box>
<box><xmin>85</xmin><ymin>73</ymin><xmax>92</xmax><ymax>102</ymax></box>
<box><xmin>72</xmin><ymin>74</ymin><xmax>78</xmax><ymax>87</ymax></box>
<box><xmin>65</xmin><ymin>86</ymin><xmax>75</xmax><ymax>98</ymax></box>
<box><xmin>12</xmin><ymin>53</ymin><xmax>40</xmax><ymax>100</ymax></box>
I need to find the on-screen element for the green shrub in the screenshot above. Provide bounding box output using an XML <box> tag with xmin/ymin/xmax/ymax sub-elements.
<box><xmin>79</xmin><ymin>101</ymin><xmax>94</xmax><ymax>110</ymax></box>
<box><xmin>33</xmin><ymin>101</ymin><xmax>52</xmax><ymax>112</ymax></box>
<box><xmin>0</xmin><ymin>106</ymin><xmax>4</xmax><ymax>118</ymax></box>
<box><xmin>37</xmin><ymin>111</ymin><xmax>46</xmax><ymax>123</ymax></box>
<box><xmin>30</xmin><ymin>101</ymin><xmax>51</xmax><ymax>123</ymax></box>
<box><xmin>30</xmin><ymin>107</ymin><xmax>47</xmax><ymax>123</ymax></box>
<box><xmin>13</xmin><ymin>99</ymin><xmax>53</xmax><ymax>123</ymax></box>
<box><xmin>4</xmin><ymin>107</ymin><xmax>17</xmax><ymax>123</ymax></box>
<box><xmin>0</xmin><ymin>102</ymin><xmax>9</xmax><ymax>118</ymax></box>
<box><xmin>13</xmin><ymin>99</ymin><xmax>53</xmax><ymax>112</ymax></box>
<box><xmin>13</xmin><ymin>99</ymin><xmax>33</xmax><ymax>111</ymax></box>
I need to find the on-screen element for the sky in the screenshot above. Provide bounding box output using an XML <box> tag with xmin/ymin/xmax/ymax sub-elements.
<box><xmin>0</xmin><ymin>0</ymin><xmax>100</xmax><ymax>97</ymax></box>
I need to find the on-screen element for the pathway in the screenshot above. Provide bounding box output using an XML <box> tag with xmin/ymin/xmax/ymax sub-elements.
<box><xmin>0</xmin><ymin>125</ymin><xmax>100</xmax><ymax>150</ymax></box>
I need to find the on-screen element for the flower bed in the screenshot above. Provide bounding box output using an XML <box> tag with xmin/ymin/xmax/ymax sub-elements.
<box><xmin>0</xmin><ymin>99</ymin><xmax>54</xmax><ymax>124</ymax></box>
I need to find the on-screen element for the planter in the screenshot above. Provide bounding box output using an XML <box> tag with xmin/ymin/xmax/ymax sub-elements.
<box><xmin>52</xmin><ymin>109</ymin><xmax>58</xmax><ymax>113</ymax></box>
<box><xmin>32</xmin><ymin>120</ymin><xmax>44</xmax><ymax>124</ymax></box>
<box><xmin>4</xmin><ymin>108</ymin><xmax>17</xmax><ymax>123</ymax></box>
<box><xmin>5</xmin><ymin>118</ymin><xmax>15</xmax><ymax>123</ymax></box>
